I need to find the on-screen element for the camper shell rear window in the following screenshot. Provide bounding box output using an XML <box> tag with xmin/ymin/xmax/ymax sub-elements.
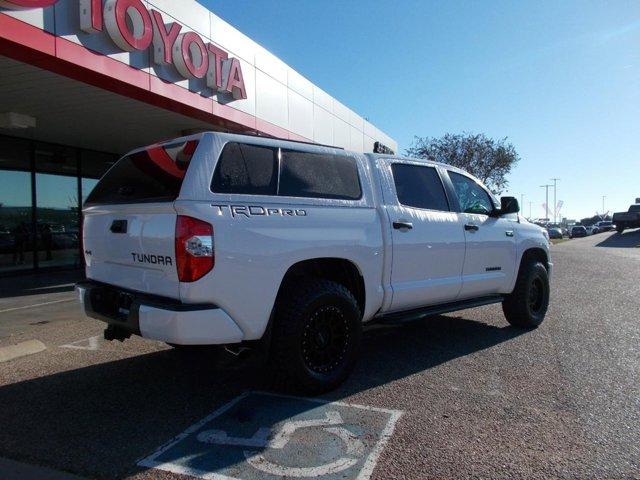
<box><xmin>85</xmin><ymin>140</ymin><xmax>198</xmax><ymax>205</ymax></box>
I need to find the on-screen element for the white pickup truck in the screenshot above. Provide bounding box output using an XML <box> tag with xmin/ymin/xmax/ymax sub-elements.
<box><xmin>77</xmin><ymin>132</ymin><xmax>551</xmax><ymax>393</ymax></box>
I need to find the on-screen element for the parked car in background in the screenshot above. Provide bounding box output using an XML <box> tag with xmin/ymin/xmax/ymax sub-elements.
<box><xmin>595</xmin><ymin>221</ymin><xmax>614</xmax><ymax>232</ymax></box>
<box><xmin>547</xmin><ymin>228</ymin><xmax>563</xmax><ymax>239</ymax></box>
<box><xmin>584</xmin><ymin>225</ymin><xmax>596</xmax><ymax>235</ymax></box>
<box><xmin>570</xmin><ymin>226</ymin><xmax>587</xmax><ymax>238</ymax></box>
<box><xmin>612</xmin><ymin>204</ymin><xmax>640</xmax><ymax>233</ymax></box>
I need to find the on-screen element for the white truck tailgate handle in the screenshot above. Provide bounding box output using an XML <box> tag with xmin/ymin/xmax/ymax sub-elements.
<box><xmin>110</xmin><ymin>220</ymin><xmax>128</xmax><ymax>234</ymax></box>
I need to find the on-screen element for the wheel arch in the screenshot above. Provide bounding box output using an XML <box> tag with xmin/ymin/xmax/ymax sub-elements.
<box><xmin>274</xmin><ymin>257</ymin><xmax>366</xmax><ymax>317</ymax></box>
<box><xmin>520</xmin><ymin>247</ymin><xmax>549</xmax><ymax>272</ymax></box>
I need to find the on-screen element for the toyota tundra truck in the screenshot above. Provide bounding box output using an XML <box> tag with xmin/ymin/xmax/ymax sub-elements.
<box><xmin>77</xmin><ymin>132</ymin><xmax>552</xmax><ymax>393</ymax></box>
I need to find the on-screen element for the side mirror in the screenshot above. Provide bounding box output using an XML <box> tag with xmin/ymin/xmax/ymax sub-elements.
<box><xmin>498</xmin><ymin>196</ymin><xmax>519</xmax><ymax>215</ymax></box>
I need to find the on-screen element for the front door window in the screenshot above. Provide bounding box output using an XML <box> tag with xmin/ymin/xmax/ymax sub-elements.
<box><xmin>448</xmin><ymin>172</ymin><xmax>495</xmax><ymax>215</ymax></box>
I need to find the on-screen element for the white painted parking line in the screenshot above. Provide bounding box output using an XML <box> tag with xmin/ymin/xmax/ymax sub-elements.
<box><xmin>0</xmin><ymin>298</ymin><xmax>74</xmax><ymax>314</ymax></box>
<box><xmin>139</xmin><ymin>391</ymin><xmax>403</xmax><ymax>480</ymax></box>
<box><xmin>60</xmin><ymin>336</ymin><xmax>102</xmax><ymax>351</ymax></box>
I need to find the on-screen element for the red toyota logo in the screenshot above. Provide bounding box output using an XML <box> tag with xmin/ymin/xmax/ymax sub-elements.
<box><xmin>0</xmin><ymin>0</ymin><xmax>59</xmax><ymax>9</ymax></box>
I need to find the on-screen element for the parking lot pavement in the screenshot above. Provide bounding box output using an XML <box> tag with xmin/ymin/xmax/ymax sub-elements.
<box><xmin>0</xmin><ymin>230</ymin><xmax>638</xmax><ymax>480</ymax></box>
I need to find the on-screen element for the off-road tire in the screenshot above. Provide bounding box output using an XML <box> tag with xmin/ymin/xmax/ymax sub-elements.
<box><xmin>269</xmin><ymin>279</ymin><xmax>362</xmax><ymax>395</ymax></box>
<box><xmin>502</xmin><ymin>261</ymin><xmax>550</xmax><ymax>329</ymax></box>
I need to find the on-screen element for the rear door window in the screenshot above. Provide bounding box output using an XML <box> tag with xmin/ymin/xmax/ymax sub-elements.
<box><xmin>391</xmin><ymin>164</ymin><xmax>449</xmax><ymax>211</ymax></box>
<box><xmin>279</xmin><ymin>150</ymin><xmax>361</xmax><ymax>200</ymax></box>
<box><xmin>211</xmin><ymin>143</ymin><xmax>278</xmax><ymax>195</ymax></box>
<box><xmin>85</xmin><ymin>140</ymin><xmax>198</xmax><ymax>205</ymax></box>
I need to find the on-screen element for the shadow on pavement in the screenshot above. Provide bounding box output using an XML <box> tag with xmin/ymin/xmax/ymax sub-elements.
<box><xmin>0</xmin><ymin>270</ymin><xmax>83</xmax><ymax>299</ymax></box>
<box><xmin>595</xmin><ymin>229</ymin><xmax>640</xmax><ymax>248</ymax></box>
<box><xmin>0</xmin><ymin>314</ymin><xmax>525</xmax><ymax>479</ymax></box>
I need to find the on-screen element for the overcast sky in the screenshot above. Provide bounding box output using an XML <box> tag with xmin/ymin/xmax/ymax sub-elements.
<box><xmin>205</xmin><ymin>0</ymin><xmax>639</xmax><ymax>220</ymax></box>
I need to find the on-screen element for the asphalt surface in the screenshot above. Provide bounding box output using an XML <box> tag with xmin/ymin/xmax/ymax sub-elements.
<box><xmin>0</xmin><ymin>229</ymin><xmax>638</xmax><ymax>480</ymax></box>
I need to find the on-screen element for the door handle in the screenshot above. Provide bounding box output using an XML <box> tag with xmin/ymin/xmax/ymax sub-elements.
<box><xmin>505</xmin><ymin>230</ymin><xmax>514</xmax><ymax>237</ymax></box>
<box><xmin>464</xmin><ymin>224</ymin><xmax>479</xmax><ymax>232</ymax></box>
<box><xmin>393</xmin><ymin>221</ymin><xmax>413</xmax><ymax>230</ymax></box>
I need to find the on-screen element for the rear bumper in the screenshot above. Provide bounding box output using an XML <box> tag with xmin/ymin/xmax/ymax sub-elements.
<box><xmin>76</xmin><ymin>281</ymin><xmax>243</xmax><ymax>345</ymax></box>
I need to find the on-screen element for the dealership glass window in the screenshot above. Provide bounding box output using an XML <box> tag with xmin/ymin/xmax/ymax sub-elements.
<box><xmin>0</xmin><ymin>172</ymin><xmax>34</xmax><ymax>273</ymax></box>
<box><xmin>0</xmin><ymin>136</ymin><xmax>30</xmax><ymax>170</ymax></box>
<box><xmin>0</xmin><ymin>135</ymin><xmax>132</xmax><ymax>274</ymax></box>
<box><xmin>391</xmin><ymin>164</ymin><xmax>449</xmax><ymax>211</ymax></box>
<box><xmin>34</xmin><ymin>143</ymin><xmax>77</xmax><ymax>176</ymax></box>
<box><xmin>35</xmin><ymin>174</ymin><xmax>80</xmax><ymax>268</ymax></box>
<box><xmin>33</xmin><ymin>142</ymin><xmax>80</xmax><ymax>268</ymax></box>
<box><xmin>0</xmin><ymin>137</ymin><xmax>34</xmax><ymax>273</ymax></box>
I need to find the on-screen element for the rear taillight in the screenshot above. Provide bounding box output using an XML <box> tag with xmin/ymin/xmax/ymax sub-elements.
<box><xmin>175</xmin><ymin>215</ymin><xmax>214</xmax><ymax>282</ymax></box>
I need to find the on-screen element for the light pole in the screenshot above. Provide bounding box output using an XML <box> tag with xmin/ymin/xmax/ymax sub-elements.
<box><xmin>551</xmin><ymin>178</ymin><xmax>560</xmax><ymax>224</ymax></box>
<box><xmin>540</xmin><ymin>184</ymin><xmax>552</xmax><ymax>222</ymax></box>
<box><xmin>602</xmin><ymin>196</ymin><xmax>606</xmax><ymax>217</ymax></box>
<box><xmin>520</xmin><ymin>194</ymin><xmax>525</xmax><ymax>211</ymax></box>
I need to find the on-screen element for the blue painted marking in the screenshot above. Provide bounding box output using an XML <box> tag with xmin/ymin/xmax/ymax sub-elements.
<box><xmin>139</xmin><ymin>391</ymin><xmax>401</xmax><ymax>480</ymax></box>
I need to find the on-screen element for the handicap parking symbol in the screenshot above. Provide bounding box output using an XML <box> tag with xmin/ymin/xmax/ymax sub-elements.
<box><xmin>139</xmin><ymin>391</ymin><xmax>402</xmax><ymax>479</ymax></box>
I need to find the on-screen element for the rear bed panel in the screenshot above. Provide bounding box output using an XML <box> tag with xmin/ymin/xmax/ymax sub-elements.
<box><xmin>83</xmin><ymin>203</ymin><xmax>179</xmax><ymax>299</ymax></box>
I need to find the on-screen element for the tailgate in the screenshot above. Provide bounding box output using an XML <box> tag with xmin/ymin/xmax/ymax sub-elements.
<box><xmin>81</xmin><ymin>136</ymin><xmax>203</xmax><ymax>300</ymax></box>
<box><xmin>83</xmin><ymin>203</ymin><xmax>179</xmax><ymax>298</ymax></box>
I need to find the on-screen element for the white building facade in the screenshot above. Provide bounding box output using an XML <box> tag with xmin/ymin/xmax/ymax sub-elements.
<box><xmin>0</xmin><ymin>0</ymin><xmax>397</xmax><ymax>275</ymax></box>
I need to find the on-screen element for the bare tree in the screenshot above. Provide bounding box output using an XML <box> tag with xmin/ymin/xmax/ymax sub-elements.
<box><xmin>406</xmin><ymin>133</ymin><xmax>520</xmax><ymax>194</ymax></box>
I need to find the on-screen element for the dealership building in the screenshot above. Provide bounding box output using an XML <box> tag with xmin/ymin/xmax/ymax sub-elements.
<box><xmin>0</xmin><ymin>0</ymin><xmax>397</xmax><ymax>275</ymax></box>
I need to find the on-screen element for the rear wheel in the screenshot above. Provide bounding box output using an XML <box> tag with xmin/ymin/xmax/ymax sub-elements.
<box><xmin>503</xmin><ymin>261</ymin><xmax>550</xmax><ymax>329</ymax></box>
<box><xmin>269</xmin><ymin>279</ymin><xmax>362</xmax><ymax>395</ymax></box>
<box><xmin>616</xmin><ymin>224</ymin><xmax>625</xmax><ymax>234</ymax></box>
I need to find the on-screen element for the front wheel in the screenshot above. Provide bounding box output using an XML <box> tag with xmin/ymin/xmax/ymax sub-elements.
<box><xmin>616</xmin><ymin>225</ymin><xmax>625</xmax><ymax>234</ymax></box>
<box><xmin>502</xmin><ymin>261</ymin><xmax>550</xmax><ymax>328</ymax></box>
<box><xmin>269</xmin><ymin>279</ymin><xmax>362</xmax><ymax>395</ymax></box>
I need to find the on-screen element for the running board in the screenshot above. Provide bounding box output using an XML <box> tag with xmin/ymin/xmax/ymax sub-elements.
<box><xmin>375</xmin><ymin>295</ymin><xmax>504</xmax><ymax>325</ymax></box>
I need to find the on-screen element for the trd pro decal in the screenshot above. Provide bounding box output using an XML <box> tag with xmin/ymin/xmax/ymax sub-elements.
<box><xmin>211</xmin><ymin>204</ymin><xmax>307</xmax><ymax>218</ymax></box>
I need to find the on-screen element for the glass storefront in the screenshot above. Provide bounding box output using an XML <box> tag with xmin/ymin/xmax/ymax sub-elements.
<box><xmin>0</xmin><ymin>135</ymin><xmax>118</xmax><ymax>275</ymax></box>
